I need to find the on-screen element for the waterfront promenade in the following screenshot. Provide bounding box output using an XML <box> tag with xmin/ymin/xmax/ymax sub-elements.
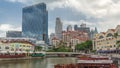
<box><xmin>0</xmin><ymin>57</ymin><xmax>43</xmax><ymax>61</ymax></box>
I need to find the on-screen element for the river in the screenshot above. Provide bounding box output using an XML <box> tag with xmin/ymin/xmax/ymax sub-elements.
<box><xmin>0</xmin><ymin>57</ymin><xmax>76</xmax><ymax>68</ymax></box>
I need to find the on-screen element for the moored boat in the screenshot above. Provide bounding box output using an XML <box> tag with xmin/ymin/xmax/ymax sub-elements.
<box><xmin>30</xmin><ymin>53</ymin><xmax>45</xmax><ymax>57</ymax></box>
<box><xmin>76</xmin><ymin>55</ymin><xmax>117</xmax><ymax>68</ymax></box>
<box><xmin>54</xmin><ymin>55</ymin><xmax>117</xmax><ymax>68</ymax></box>
<box><xmin>0</xmin><ymin>53</ymin><xmax>25</xmax><ymax>58</ymax></box>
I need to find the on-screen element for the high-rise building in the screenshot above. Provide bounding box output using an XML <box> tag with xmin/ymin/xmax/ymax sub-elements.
<box><xmin>6</xmin><ymin>31</ymin><xmax>22</xmax><ymax>38</ymax></box>
<box><xmin>90</xmin><ymin>27</ymin><xmax>98</xmax><ymax>39</ymax></box>
<box><xmin>74</xmin><ymin>23</ymin><xmax>91</xmax><ymax>39</ymax></box>
<box><xmin>74</xmin><ymin>25</ymin><xmax>78</xmax><ymax>30</ymax></box>
<box><xmin>49</xmin><ymin>33</ymin><xmax>55</xmax><ymax>45</ymax></box>
<box><xmin>74</xmin><ymin>23</ymin><xmax>98</xmax><ymax>40</ymax></box>
<box><xmin>55</xmin><ymin>17</ymin><xmax>62</xmax><ymax>40</ymax></box>
<box><xmin>67</xmin><ymin>25</ymin><xmax>72</xmax><ymax>31</ymax></box>
<box><xmin>22</xmin><ymin>3</ymin><xmax>48</xmax><ymax>44</ymax></box>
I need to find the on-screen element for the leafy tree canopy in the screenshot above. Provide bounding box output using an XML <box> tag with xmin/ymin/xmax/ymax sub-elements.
<box><xmin>75</xmin><ymin>40</ymin><xmax>92</xmax><ymax>51</ymax></box>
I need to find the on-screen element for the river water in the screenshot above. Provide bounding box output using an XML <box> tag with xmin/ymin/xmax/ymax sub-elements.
<box><xmin>0</xmin><ymin>57</ymin><xmax>76</xmax><ymax>68</ymax></box>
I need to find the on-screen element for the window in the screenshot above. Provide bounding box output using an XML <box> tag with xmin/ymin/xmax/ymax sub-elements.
<box><xmin>99</xmin><ymin>36</ymin><xmax>104</xmax><ymax>39</ymax></box>
<box><xmin>11</xmin><ymin>48</ymin><xmax>14</xmax><ymax>51</ymax></box>
<box><xmin>5</xmin><ymin>47</ymin><xmax>9</xmax><ymax>49</ymax></box>
<box><xmin>106</xmin><ymin>33</ymin><xmax>113</xmax><ymax>37</ymax></box>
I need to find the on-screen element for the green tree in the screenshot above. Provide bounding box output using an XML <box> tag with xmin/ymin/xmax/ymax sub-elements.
<box><xmin>75</xmin><ymin>40</ymin><xmax>92</xmax><ymax>53</ymax></box>
<box><xmin>114</xmin><ymin>33</ymin><xmax>120</xmax><ymax>53</ymax></box>
<box><xmin>117</xmin><ymin>40</ymin><xmax>120</xmax><ymax>54</ymax></box>
<box><xmin>47</xmin><ymin>45</ymin><xmax>71</xmax><ymax>52</ymax></box>
<box><xmin>117</xmin><ymin>41</ymin><xmax>120</xmax><ymax>47</ymax></box>
<box><xmin>76</xmin><ymin>43</ymin><xmax>85</xmax><ymax>51</ymax></box>
<box><xmin>114</xmin><ymin>33</ymin><xmax>118</xmax><ymax>39</ymax></box>
<box><xmin>34</xmin><ymin>46</ymin><xmax>42</xmax><ymax>51</ymax></box>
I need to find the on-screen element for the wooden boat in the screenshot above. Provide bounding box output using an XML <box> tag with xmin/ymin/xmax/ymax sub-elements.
<box><xmin>54</xmin><ymin>55</ymin><xmax>117</xmax><ymax>68</ymax></box>
<box><xmin>76</xmin><ymin>55</ymin><xmax>117</xmax><ymax>68</ymax></box>
<box><xmin>0</xmin><ymin>53</ymin><xmax>25</xmax><ymax>58</ymax></box>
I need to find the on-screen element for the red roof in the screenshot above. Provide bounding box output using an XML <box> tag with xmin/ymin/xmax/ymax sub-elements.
<box><xmin>0</xmin><ymin>39</ymin><xmax>35</xmax><ymax>46</ymax></box>
<box><xmin>101</xmin><ymin>32</ymin><xmax>106</xmax><ymax>35</ymax></box>
<box><xmin>110</xmin><ymin>29</ymin><xmax>115</xmax><ymax>32</ymax></box>
<box><xmin>52</xmin><ymin>37</ymin><xmax>59</xmax><ymax>40</ymax></box>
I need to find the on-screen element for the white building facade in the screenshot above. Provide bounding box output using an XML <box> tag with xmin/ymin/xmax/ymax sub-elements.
<box><xmin>93</xmin><ymin>25</ymin><xmax>120</xmax><ymax>53</ymax></box>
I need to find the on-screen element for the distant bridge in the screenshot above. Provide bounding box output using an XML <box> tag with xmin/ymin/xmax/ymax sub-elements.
<box><xmin>44</xmin><ymin>52</ymin><xmax>85</xmax><ymax>57</ymax></box>
<box><xmin>45</xmin><ymin>52</ymin><xmax>83</xmax><ymax>55</ymax></box>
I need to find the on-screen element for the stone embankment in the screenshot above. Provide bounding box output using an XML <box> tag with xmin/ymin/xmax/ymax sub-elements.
<box><xmin>0</xmin><ymin>57</ymin><xmax>43</xmax><ymax>61</ymax></box>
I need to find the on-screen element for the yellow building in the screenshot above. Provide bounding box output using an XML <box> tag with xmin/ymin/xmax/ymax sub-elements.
<box><xmin>0</xmin><ymin>39</ymin><xmax>34</xmax><ymax>53</ymax></box>
<box><xmin>93</xmin><ymin>25</ymin><xmax>120</xmax><ymax>53</ymax></box>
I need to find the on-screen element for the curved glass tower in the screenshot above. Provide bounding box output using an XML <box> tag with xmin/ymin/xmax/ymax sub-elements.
<box><xmin>22</xmin><ymin>3</ymin><xmax>48</xmax><ymax>44</ymax></box>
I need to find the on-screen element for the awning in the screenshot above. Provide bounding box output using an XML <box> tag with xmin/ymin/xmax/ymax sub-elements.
<box><xmin>0</xmin><ymin>51</ymin><xmax>7</xmax><ymax>53</ymax></box>
<box><xmin>16</xmin><ymin>51</ymin><xmax>22</xmax><ymax>53</ymax></box>
<box><xmin>9</xmin><ymin>51</ymin><xmax>15</xmax><ymax>53</ymax></box>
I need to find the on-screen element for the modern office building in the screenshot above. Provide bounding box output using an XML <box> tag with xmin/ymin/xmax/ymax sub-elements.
<box><xmin>55</xmin><ymin>17</ymin><xmax>62</xmax><ymax>40</ymax></box>
<box><xmin>67</xmin><ymin>25</ymin><xmax>72</xmax><ymax>31</ymax></box>
<box><xmin>6</xmin><ymin>31</ymin><xmax>22</xmax><ymax>38</ymax></box>
<box><xmin>74</xmin><ymin>23</ymin><xmax>98</xmax><ymax>39</ymax></box>
<box><xmin>22</xmin><ymin>3</ymin><xmax>48</xmax><ymax>44</ymax></box>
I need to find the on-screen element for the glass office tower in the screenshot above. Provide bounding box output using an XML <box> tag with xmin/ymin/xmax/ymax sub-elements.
<box><xmin>22</xmin><ymin>3</ymin><xmax>48</xmax><ymax>44</ymax></box>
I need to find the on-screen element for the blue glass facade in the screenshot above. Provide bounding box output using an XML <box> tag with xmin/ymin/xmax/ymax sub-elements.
<box><xmin>22</xmin><ymin>3</ymin><xmax>48</xmax><ymax>44</ymax></box>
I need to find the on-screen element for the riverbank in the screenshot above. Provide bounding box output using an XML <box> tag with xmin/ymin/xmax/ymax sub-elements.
<box><xmin>0</xmin><ymin>57</ymin><xmax>44</xmax><ymax>61</ymax></box>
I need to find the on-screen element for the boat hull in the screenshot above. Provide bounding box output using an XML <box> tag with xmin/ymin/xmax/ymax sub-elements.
<box><xmin>0</xmin><ymin>54</ymin><xmax>25</xmax><ymax>58</ymax></box>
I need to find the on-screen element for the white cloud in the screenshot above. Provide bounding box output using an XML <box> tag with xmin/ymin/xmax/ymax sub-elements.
<box><xmin>6</xmin><ymin>0</ymin><xmax>32</xmax><ymax>4</ymax></box>
<box><xmin>46</xmin><ymin>0</ymin><xmax>120</xmax><ymax>33</ymax></box>
<box><xmin>62</xmin><ymin>19</ymin><xmax>120</xmax><ymax>33</ymax></box>
<box><xmin>48</xmin><ymin>28</ymin><xmax>54</xmax><ymax>36</ymax></box>
<box><xmin>0</xmin><ymin>24</ymin><xmax>21</xmax><ymax>37</ymax></box>
<box><xmin>5</xmin><ymin>0</ymin><xmax>120</xmax><ymax>35</ymax></box>
<box><xmin>46</xmin><ymin>0</ymin><xmax>120</xmax><ymax>19</ymax></box>
<box><xmin>6</xmin><ymin>0</ymin><xmax>120</xmax><ymax>19</ymax></box>
<box><xmin>6</xmin><ymin>0</ymin><xmax>120</xmax><ymax>18</ymax></box>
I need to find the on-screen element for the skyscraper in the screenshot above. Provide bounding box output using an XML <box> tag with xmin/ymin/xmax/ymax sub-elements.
<box><xmin>22</xmin><ymin>3</ymin><xmax>48</xmax><ymax>44</ymax></box>
<box><xmin>55</xmin><ymin>17</ymin><xmax>62</xmax><ymax>40</ymax></box>
<box><xmin>74</xmin><ymin>23</ymin><xmax>91</xmax><ymax>39</ymax></box>
<box><xmin>74</xmin><ymin>23</ymin><xmax>98</xmax><ymax>40</ymax></box>
<box><xmin>67</xmin><ymin>25</ymin><xmax>72</xmax><ymax>31</ymax></box>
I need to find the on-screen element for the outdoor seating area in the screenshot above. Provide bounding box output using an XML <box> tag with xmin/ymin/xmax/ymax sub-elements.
<box><xmin>97</xmin><ymin>49</ymin><xmax>120</xmax><ymax>54</ymax></box>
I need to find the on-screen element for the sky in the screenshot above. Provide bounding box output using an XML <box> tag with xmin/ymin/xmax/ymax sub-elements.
<box><xmin>0</xmin><ymin>0</ymin><xmax>120</xmax><ymax>37</ymax></box>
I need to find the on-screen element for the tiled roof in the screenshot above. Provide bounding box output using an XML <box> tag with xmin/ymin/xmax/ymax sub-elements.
<box><xmin>52</xmin><ymin>37</ymin><xmax>59</xmax><ymax>40</ymax></box>
<box><xmin>0</xmin><ymin>39</ymin><xmax>35</xmax><ymax>46</ymax></box>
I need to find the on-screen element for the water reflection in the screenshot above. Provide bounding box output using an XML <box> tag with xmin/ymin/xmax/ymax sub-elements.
<box><xmin>0</xmin><ymin>57</ymin><xmax>76</xmax><ymax>68</ymax></box>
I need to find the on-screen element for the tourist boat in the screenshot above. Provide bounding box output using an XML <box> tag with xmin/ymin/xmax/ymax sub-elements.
<box><xmin>76</xmin><ymin>55</ymin><xmax>117</xmax><ymax>68</ymax></box>
<box><xmin>30</xmin><ymin>53</ymin><xmax>45</xmax><ymax>57</ymax></box>
<box><xmin>0</xmin><ymin>53</ymin><xmax>26</xmax><ymax>58</ymax></box>
<box><xmin>54</xmin><ymin>55</ymin><xmax>117</xmax><ymax>68</ymax></box>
